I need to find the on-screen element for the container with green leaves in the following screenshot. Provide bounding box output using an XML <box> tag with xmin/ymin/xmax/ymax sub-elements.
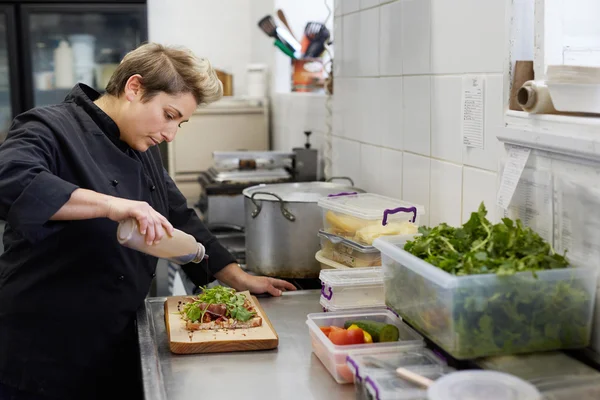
<box><xmin>372</xmin><ymin>203</ymin><xmax>599</xmax><ymax>360</ymax></box>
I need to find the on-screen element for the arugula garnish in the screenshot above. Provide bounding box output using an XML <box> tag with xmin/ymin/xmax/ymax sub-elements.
<box><xmin>404</xmin><ymin>202</ymin><xmax>569</xmax><ymax>276</ymax></box>
<box><xmin>181</xmin><ymin>286</ymin><xmax>256</xmax><ymax>323</ymax></box>
<box><xmin>388</xmin><ymin>202</ymin><xmax>592</xmax><ymax>359</ymax></box>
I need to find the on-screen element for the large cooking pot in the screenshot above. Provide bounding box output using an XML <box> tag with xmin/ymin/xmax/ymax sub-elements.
<box><xmin>242</xmin><ymin>180</ymin><xmax>364</xmax><ymax>279</ymax></box>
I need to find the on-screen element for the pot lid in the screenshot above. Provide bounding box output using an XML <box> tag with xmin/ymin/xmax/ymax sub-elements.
<box><xmin>242</xmin><ymin>182</ymin><xmax>363</xmax><ymax>203</ymax></box>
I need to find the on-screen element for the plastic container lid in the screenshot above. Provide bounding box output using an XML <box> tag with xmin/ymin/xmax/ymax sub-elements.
<box><xmin>428</xmin><ymin>371</ymin><xmax>542</xmax><ymax>400</ymax></box>
<box><xmin>320</xmin><ymin>296</ymin><xmax>386</xmax><ymax>312</ymax></box>
<box><xmin>316</xmin><ymin>250</ymin><xmax>351</xmax><ymax>270</ymax></box>
<box><xmin>319</xmin><ymin>230</ymin><xmax>380</xmax><ymax>254</ymax></box>
<box><xmin>242</xmin><ymin>182</ymin><xmax>362</xmax><ymax>203</ymax></box>
<box><xmin>319</xmin><ymin>267</ymin><xmax>383</xmax><ymax>287</ymax></box>
<box><xmin>318</xmin><ymin>193</ymin><xmax>426</xmax><ymax>222</ymax></box>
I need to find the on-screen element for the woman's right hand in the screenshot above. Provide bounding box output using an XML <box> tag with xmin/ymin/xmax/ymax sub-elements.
<box><xmin>106</xmin><ymin>197</ymin><xmax>174</xmax><ymax>245</ymax></box>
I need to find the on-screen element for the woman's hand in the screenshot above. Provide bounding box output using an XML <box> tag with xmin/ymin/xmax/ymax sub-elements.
<box><xmin>243</xmin><ymin>275</ymin><xmax>297</xmax><ymax>297</ymax></box>
<box><xmin>106</xmin><ymin>197</ymin><xmax>174</xmax><ymax>245</ymax></box>
<box><xmin>51</xmin><ymin>189</ymin><xmax>174</xmax><ymax>245</ymax></box>
<box><xmin>215</xmin><ymin>264</ymin><xmax>297</xmax><ymax>297</ymax></box>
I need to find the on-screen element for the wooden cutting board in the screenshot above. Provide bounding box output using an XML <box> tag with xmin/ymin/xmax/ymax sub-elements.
<box><xmin>164</xmin><ymin>291</ymin><xmax>279</xmax><ymax>354</ymax></box>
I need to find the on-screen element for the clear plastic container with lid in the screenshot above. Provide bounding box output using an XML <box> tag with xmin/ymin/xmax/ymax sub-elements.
<box><xmin>319</xmin><ymin>296</ymin><xmax>387</xmax><ymax>313</ymax></box>
<box><xmin>319</xmin><ymin>230</ymin><xmax>381</xmax><ymax>268</ymax></box>
<box><xmin>362</xmin><ymin>369</ymin><xmax>449</xmax><ymax>400</ymax></box>
<box><xmin>373</xmin><ymin>236</ymin><xmax>599</xmax><ymax>360</ymax></box>
<box><xmin>306</xmin><ymin>309</ymin><xmax>424</xmax><ymax>384</ymax></box>
<box><xmin>319</xmin><ymin>267</ymin><xmax>385</xmax><ymax>309</ymax></box>
<box><xmin>318</xmin><ymin>193</ymin><xmax>424</xmax><ymax>246</ymax></box>
<box><xmin>347</xmin><ymin>349</ymin><xmax>449</xmax><ymax>400</ymax></box>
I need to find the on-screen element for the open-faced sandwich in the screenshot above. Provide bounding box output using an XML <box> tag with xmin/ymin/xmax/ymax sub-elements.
<box><xmin>179</xmin><ymin>286</ymin><xmax>262</xmax><ymax>331</ymax></box>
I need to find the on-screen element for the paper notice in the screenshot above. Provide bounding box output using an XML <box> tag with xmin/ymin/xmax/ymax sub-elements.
<box><xmin>462</xmin><ymin>76</ymin><xmax>485</xmax><ymax>149</ymax></box>
<box><xmin>556</xmin><ymin>176</ymin><xmax>600</xmax><ymax>267</ymax></box>
<box><xmin>497</xmin><ymin>146</ymin><xmax>531</xmax><ymax>210</ymax></box>
<box><xmin>505</xmin><ymin>169</ymin><xmax>553</xmax><ymax>243</ymax></box>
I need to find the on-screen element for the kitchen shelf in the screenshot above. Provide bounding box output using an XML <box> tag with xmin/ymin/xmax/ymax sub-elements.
<box><xmin>500</xmin><ymin>110</ymin><xmax>600</xmax><ymax>161</ymax></box>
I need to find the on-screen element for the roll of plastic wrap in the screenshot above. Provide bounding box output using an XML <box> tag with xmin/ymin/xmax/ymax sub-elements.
<box><xmin>517</xmin><ymin>80</ymin><xmax>558</xmax><ymax>114</ymax></box>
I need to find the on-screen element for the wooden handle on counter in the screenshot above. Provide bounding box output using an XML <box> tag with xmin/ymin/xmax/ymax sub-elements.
<box><xmin>395</xmin><ymin>368</ymin><xmax>434</xmax><ymax>388</ymax></box>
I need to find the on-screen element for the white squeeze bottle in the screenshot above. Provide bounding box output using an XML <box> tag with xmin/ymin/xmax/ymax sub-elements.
<box><xmin>54</xmin><ymin>40</ymin><xmax>74</xmax><ymax>89</ymax></box>
<box><xmin>117</xmin><ymin>218</ymin><xmax>206</xmax><ymax>265</ymax></box>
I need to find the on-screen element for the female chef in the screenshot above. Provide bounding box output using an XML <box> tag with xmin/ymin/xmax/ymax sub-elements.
<box><xmin>0</xmin><ymin>42</ymin><xmax>295</xmax><ymax>400</ymax></box>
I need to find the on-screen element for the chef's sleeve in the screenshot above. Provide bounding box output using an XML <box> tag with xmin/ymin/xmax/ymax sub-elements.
<box><xmin>0</xmin><ymin>116</ymin><xmax>79</xmax><ymax>243</ymax></box>
<box><xmin>163</xmin><ymin>169</ymin><xmax>237</xmax><ymax>285</ymax></box>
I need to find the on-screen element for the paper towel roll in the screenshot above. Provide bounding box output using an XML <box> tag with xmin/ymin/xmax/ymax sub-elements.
<box><xmin>517</xmin><ymin>80</ymin><xmax>558</xmax><ymax>114</ymax></box>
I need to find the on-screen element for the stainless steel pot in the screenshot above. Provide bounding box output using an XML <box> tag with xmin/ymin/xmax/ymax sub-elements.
<box><xmin>242</xmin><ymin>180</ymin><xmax>364</xmax><ymax>278</ymax></box>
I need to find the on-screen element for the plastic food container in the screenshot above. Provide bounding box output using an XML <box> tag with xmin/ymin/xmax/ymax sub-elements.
<box><xmin>316</xmin><ymin>250</ymin><xmax>351</xmax><ymax>270</ymax></box>
<box><xmin>347</xmin><ymin>348</ymin><xmax>449</xmax><ymax>400</ymax></box>
<box><xmin>362</xmin><ymin>369</ymin><xmax>449</xmax><ymax>400</ymax></box>
<box><xmin>373</xmin><ymin>237</ymin><xmax>599</xmax><ymax>360</ymax></box>
<box><xmin>318</xmin><ymin>193</ymin><xmax>424</xmax><ymax>246</ymax></box>
<box><xmin>306</xmin><ymin>310</ymin><xmax>424</xmax><ymax>384</ymax></box>
<box><xmin>319</xmin><ymin>230</ymin><xmax>382</xmax><ymax>267</ymax></box>
<box><xmin>320</xmin><ymin>267</ymin><xmax>385</xmax><ymax>309</ymax></box>
<box><xmin>320</xmin><ymin>297</ymin><xmax>387</xmax><ymax>313</ymax></box>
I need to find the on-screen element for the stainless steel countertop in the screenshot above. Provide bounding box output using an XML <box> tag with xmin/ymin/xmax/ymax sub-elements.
<box><xmin>137</xmin><ymin>290</ymin><xmax>355</xmax><ymax>400</ymax></box>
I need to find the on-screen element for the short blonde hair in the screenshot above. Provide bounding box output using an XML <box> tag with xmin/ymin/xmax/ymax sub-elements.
<box><xmin>105</xmin><ymin>42</ymin><xmax>223</xmax><ymax>106</ymax></box>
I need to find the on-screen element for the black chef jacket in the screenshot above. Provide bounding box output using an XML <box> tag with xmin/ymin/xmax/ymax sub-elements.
<box><xmin>0</xmin><ymin>84</ymin><xmax>237</xmax><ymax>399</ymax></box>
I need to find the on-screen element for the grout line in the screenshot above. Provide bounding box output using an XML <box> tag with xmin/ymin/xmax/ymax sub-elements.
<box><xmin>331</xmin><ymin>134</ymin><xmax>498</xmax><ymax>173</ymax></box>
<box><xmin>336</xmin><ymin>72</ymin><xmax>504</xmax><ymax>79</ymax></box>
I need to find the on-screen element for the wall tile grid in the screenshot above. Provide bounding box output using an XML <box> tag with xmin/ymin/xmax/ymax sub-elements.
<box><xmin>332</xmin><ymin>0</ymin><xmax>512</xmax><ymax>227</ymax></box>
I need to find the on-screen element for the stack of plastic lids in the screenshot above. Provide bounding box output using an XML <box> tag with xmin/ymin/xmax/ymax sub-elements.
<box><xmin>319</xmin><ymin>267</ymin><xmax>386</xmax><ymax>312</ymax></box>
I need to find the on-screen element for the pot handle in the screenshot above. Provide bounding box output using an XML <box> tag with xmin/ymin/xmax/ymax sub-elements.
<box><xmin>250</xmin><ymin>191</ymin><xmax>296</xmax><ymax>222</ymax></box>
<box><xmin>326</xmin><ymin>176</ymin><xmax>355</xmax><ymax>186</ymax></box>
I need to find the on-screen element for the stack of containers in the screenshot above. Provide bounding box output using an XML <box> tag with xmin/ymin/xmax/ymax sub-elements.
<box><xmin>319</xmin><ymin>267</ymin><xmax>387</xmax><ymax>312</ymax></box>
<box><xmin>346</xmin><ymin>348</ymin><xmax>451</xmax><ymax>400</ymax></box>
<box><xmin>316</xmin><ymin>193</ymin><xmax>425</xmax><ymax>270</ymax></box>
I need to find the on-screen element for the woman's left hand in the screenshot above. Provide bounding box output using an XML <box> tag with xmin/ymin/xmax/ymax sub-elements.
<box><xmin>243</xmin><ymin>275</ymin><xmax>297</xmax><ymax>297</ymax></box>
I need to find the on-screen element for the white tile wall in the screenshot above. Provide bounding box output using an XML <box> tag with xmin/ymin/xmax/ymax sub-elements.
<box><xmin>357</xmin><ymin>78</ymin><xmax>384</xmax><ymax>146</ymax></box>
<box><xmin>332</xmin><ymin>0</ymin><xmax>509</xmax><ymax>227</ymax></box>
<box><xmin>403</xmin><ymin>153</ymin><xmax>431</xmax><ymax>226</ymax></box>
<box><xmin>332</xmin><ymin>137</ymin><xmax>362</xmax><ymax>187</ymax></box>
<box><xmin>402</xmin><ymin>0</ymin><xmax>431</xmax><ymax>75</ymax></box>
<box><xmin>431</xmin><ymin>76</ymin><xmax>463</xmax><ymax>164</ymax></box>
<box><xmin>430</xmin><ymin>160</ymin><xmax>463</xmax><ymax>227</ymax></box>
<box><xmin>430</xmin><ymin>0</ymin><xmax>506</xmax><ymax>74</ymax></box>
<box><xmin>342</xmin><ymin>12</ymin><xmax>361</xmax><ymax>77</ymax></box>
<box><xmin>380</xmin><ymin>148</ymin><xmax>403</xmax><ymax>200</ymax></box>
<box><xmin>379</xmin><ymin>1</ymin><xmax>403</xmax><ymax>76</ymax></box>
<box><xmin>345</xmin><ymin>0</ymin><xmax>361</xmax><ymax>14</ymax></box>
<box><xmin>379</xmin><ymin>77</ymin><xmax>403</xmax><ymax>150</ymax></box>
<box><xmin>403</xmin><ymin>76</ymin><xmax>431</xmax><ymax>156</ymax></box>
<box><xmin>357</xmin><ymin>8</ymin><xmax>380</xmax><ymax>76</ymax></box>
<box><xmin>361</xmin><ymin>0</ymin><xmax>380</xmax><ymax>9</ymax></box>
<box><xmin>462</xmin><ymin>167</ymin><xmax>498</xmax><ymax>223</ymax></box>
<box><xmin>360</xmin><ymin>144</ymin><xmax>384</xmax><ymax>192</ymax></box>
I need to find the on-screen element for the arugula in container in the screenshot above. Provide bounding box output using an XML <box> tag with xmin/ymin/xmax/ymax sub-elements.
<box><xmin>404</xmin><ymin>203</ymin><xmax>568</xmax><ymax>276</ymax></box>
<box><xmin>385</xmin><ymin>203</ymin><xmax>594</xmax><ymax>359</ymax></box>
